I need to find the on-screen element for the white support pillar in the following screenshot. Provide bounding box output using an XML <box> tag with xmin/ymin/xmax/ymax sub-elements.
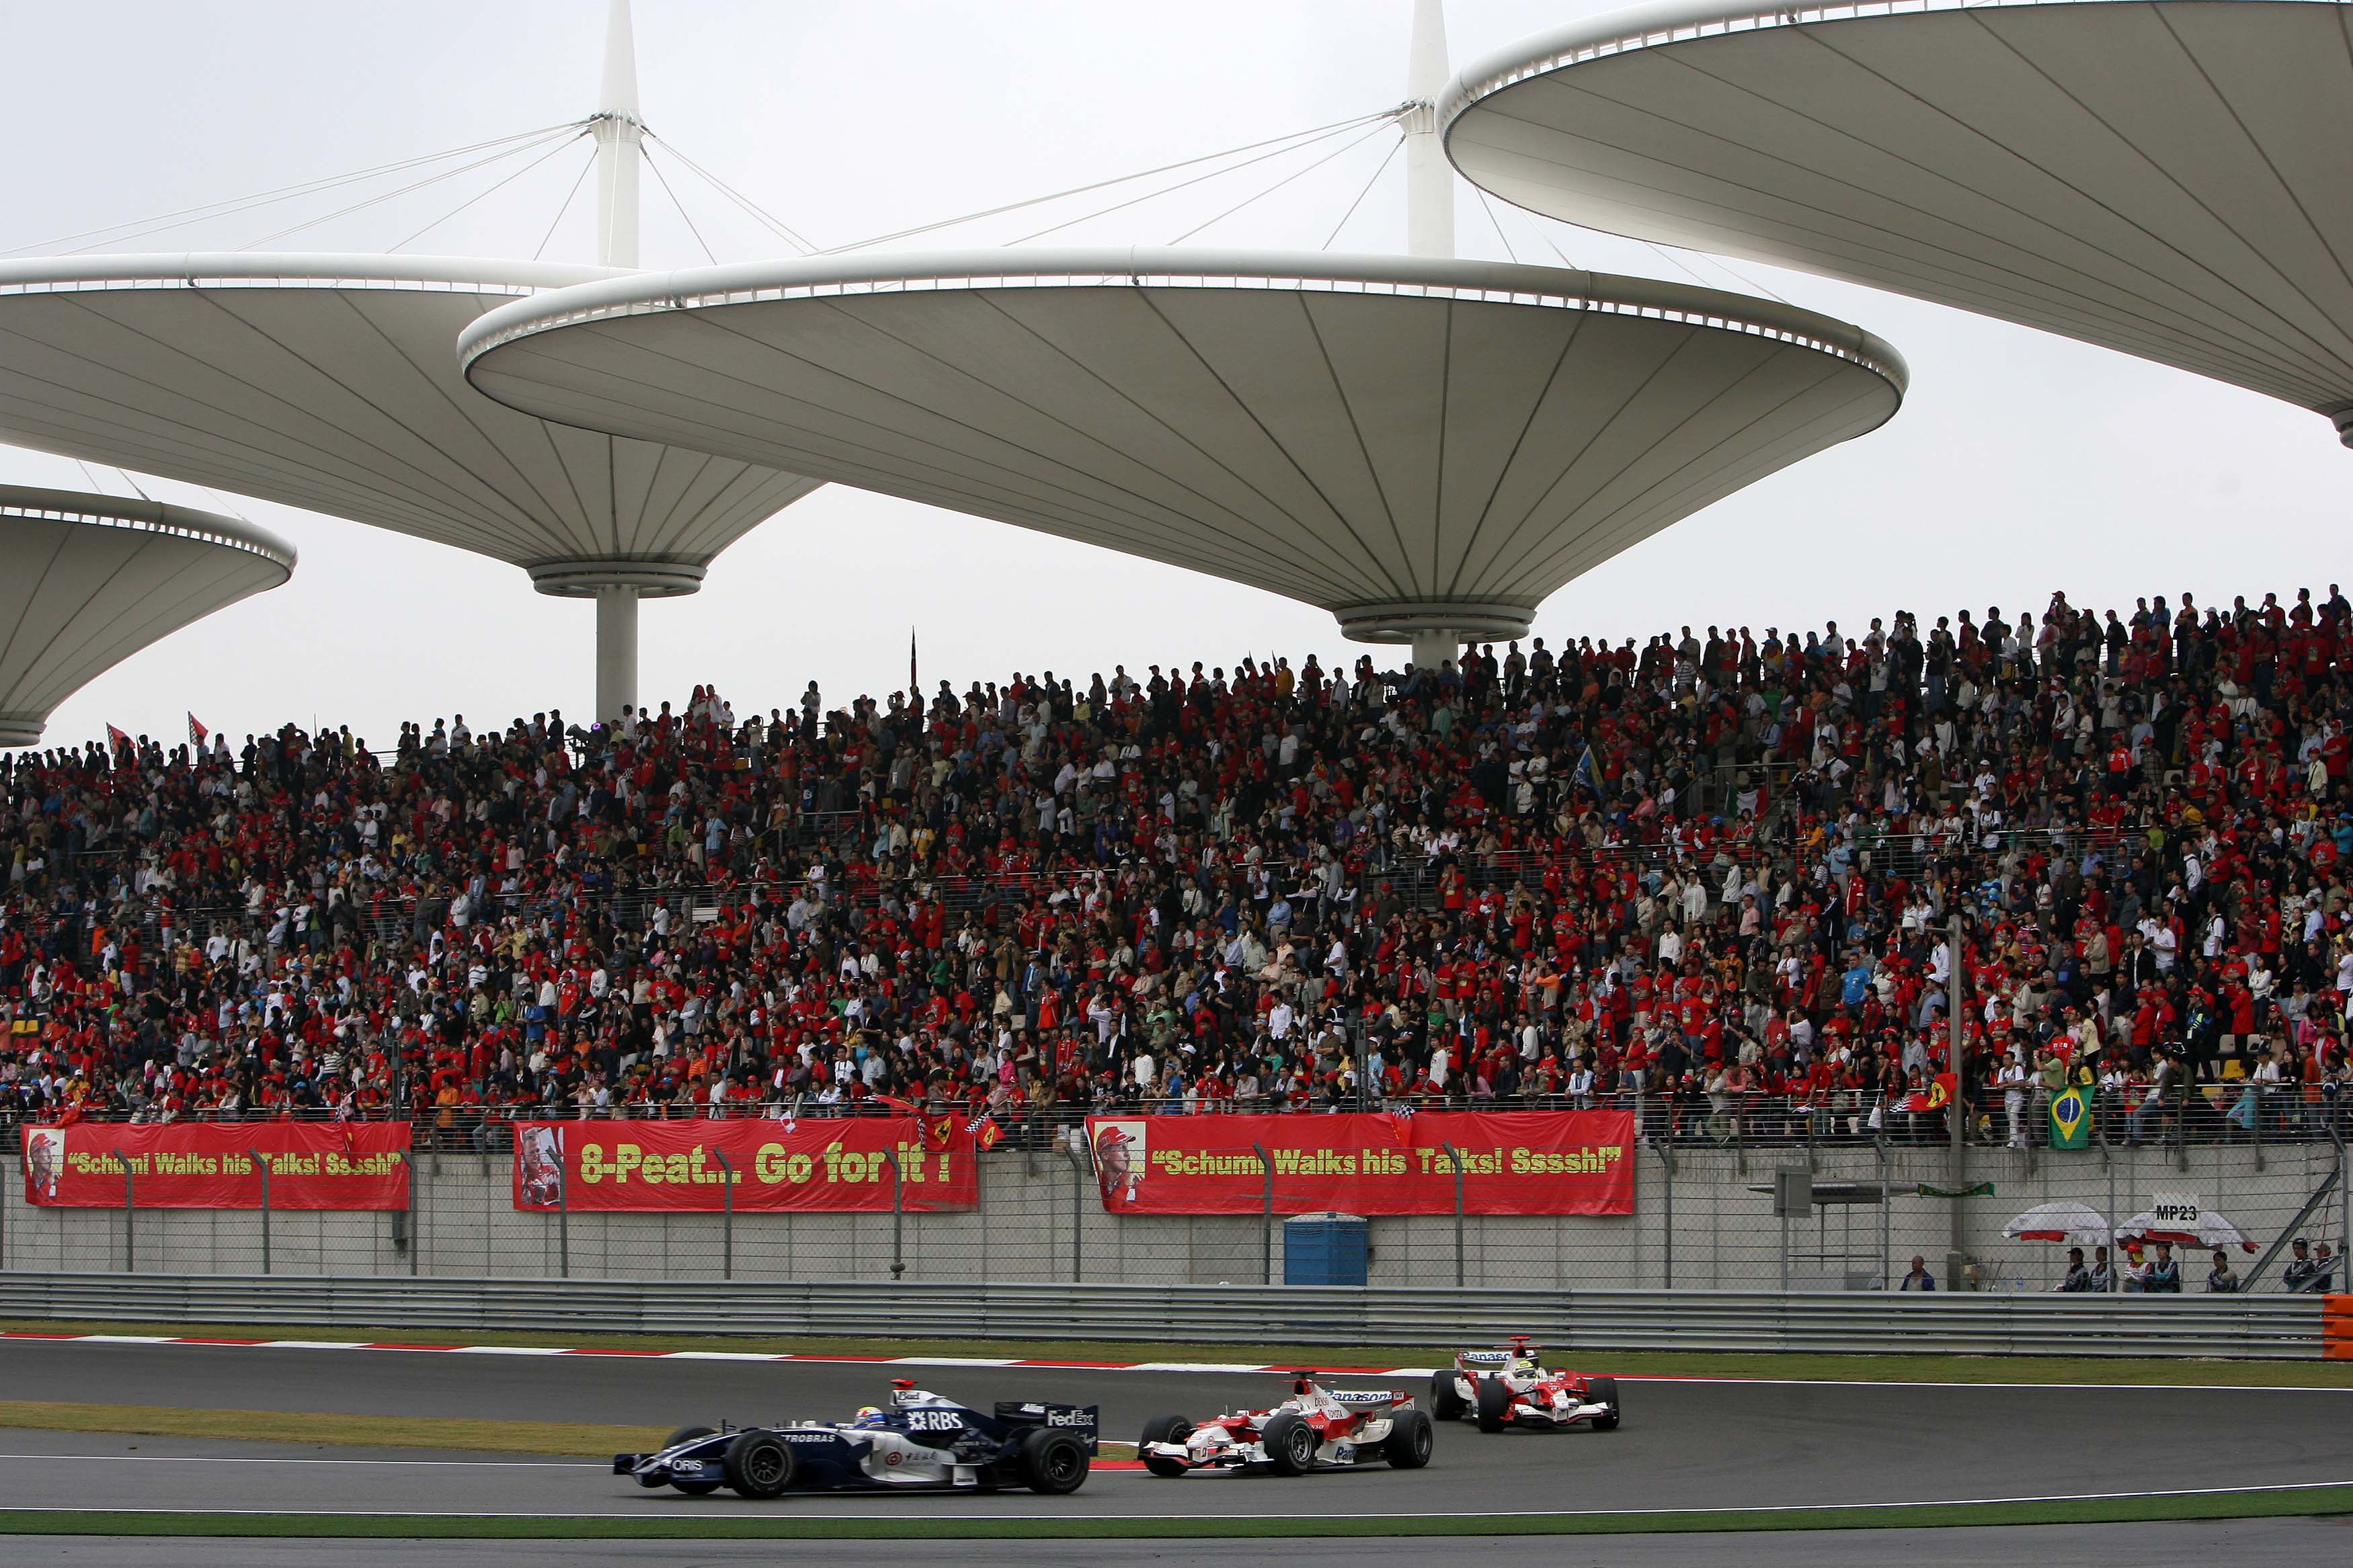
<box><xmin>1410</xmin><ymin>627</ymin><xmax>1461</xmax><ymax>673</ymax></box>
<box><xmin>1402</xmin><ymin>0</ymin><xmax>1453</xmax><ymax>260</ymax></box>
<box><xmin>594</xmin><ymin>585</ymin><xmax>640</xmax><ymax>723</ymax></box>
<box><xmin>592</xmin><ymin>0</ymin><xmax>643</xmax><ymax>268</ymax></box>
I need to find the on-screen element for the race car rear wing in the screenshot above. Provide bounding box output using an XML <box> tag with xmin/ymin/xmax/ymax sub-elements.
<box><xmin>993</xmin><ymin>1401</ymin><xmax>1101</xmax><ymax>1453</ymax></box>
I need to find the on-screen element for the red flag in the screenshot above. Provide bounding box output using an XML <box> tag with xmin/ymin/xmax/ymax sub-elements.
<box><xmin>1928</xmin><ymin>1072</ymin><xmax>1958</xmax><ymax>1111</ymax></box>
<box><xmin>105</xmin><ymin>725</ymin><xmax>129</xmax><ymax>751</ymax></box>
<box><xmin>925</xmin><ymin>1114</ymin><xmax>957</xmax><ymax>1153</ymax></box>
<box><xmin>187</xmin><ymin>712</ymin><xmax>208</xmax><ymax>749</ymax></box>
<box><xmin>965</xmin><ymin>1111</ymin><xmax>1002</xmax><ymax>1151</ymax></box>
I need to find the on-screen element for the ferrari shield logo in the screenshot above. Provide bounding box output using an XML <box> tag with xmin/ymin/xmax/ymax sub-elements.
<box><xmin>2049</xmin><ymin>1086</ymin><xmax>2091</xmax><ymax>1149</ymax></box>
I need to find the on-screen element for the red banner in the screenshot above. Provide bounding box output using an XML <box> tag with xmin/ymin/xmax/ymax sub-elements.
<box><xmin>1083</xmin><ymin>1111</ymin><xmax>1634</xmax><ymax>1216</ymax></box>
<box><xmin>21</xmin><ymin>1122</ymin><xmax>411</xmax><ymax>1210</ymax></box>
<box><xmin>511</xmin><ymin>1118</ymin><xmax>977</xmax><ymax>1212</ymax></box>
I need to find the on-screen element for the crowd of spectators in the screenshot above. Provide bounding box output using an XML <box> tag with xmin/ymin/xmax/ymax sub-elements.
<box><xmin>2</xmin><ymin>586</ymin><xmax>2350</xmax><ymax>1155</ymax></box>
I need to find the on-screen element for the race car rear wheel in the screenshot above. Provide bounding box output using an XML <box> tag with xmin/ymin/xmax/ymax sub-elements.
<box><xmin>1384</xmin><ymin>1407</ymin><xmax>1434</xmax><ymax>1469</ymax></box>
<box><xmin>662</xmin><ymin>1426</ymin><xmax>722</xmax><ymax>1495</ymax></box>
<box><xmin>1429</xmin><ymin>1370</ymin><xmax>1466</xmax><ymax>1420</ymax></box>
<box><xmin>1475</xmin><ymin>1376</ymin><xmax>1513</xmax><ymax>1434</ymax></box>
<box><xmin>722</xmin><ymin>1431</ymin><xmax>795</xmax><ymax>1499</ymax></box>
<box><xmin>1019</xmin><ymin>1427</ymin><xmax>1091</xmax><ymax>1495</ymax></box>
<box><xmin>1261</xmin><ymin>1411</ymin><xmax>1318</xmax><ymax>1476</ymax></box>
<box><xmin>1138</xmin><ymin>1414</ymin><xmax>1193</xmax><ymax>1479</ymax></box>
<box><xmin>1588</xmin><ymin>1376</ymin><xmax>1621</xmax><ymax>1431</ymax></box>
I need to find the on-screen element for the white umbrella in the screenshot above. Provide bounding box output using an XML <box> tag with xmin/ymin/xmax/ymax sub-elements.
<box><xmin>2119</xmin><ymin>1208</ymin><xmax>2257</xmax><ymax>1254</ymax></box>
<box><xmin>2002</xmin><ymin>1201</ymin><xmax>2112</xmax><ymax>1246</ymax></box>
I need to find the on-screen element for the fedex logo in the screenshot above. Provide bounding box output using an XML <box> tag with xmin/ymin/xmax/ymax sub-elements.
<box><xmin>1045</xmin><ymin>1410</ymin><xmax>1094</xmax><ymax>1428</ymax></box>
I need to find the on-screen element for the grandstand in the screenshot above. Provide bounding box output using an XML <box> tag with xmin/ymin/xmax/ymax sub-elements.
<box><xmin>3</xmin><ymin>587</ymin><xmax>2345</xmax><ymax>1159</ymax></box>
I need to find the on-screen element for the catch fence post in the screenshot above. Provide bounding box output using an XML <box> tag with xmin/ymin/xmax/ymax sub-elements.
<box><xmin>1874</xmin><ymin>1135</ymin><xmax>1890</xmax><ymax>1289</ymax></box>
<box><xmin>1068</xmin><ymin>1141</ymin><xmax>1084</xmax><ymax>1284</ymax></box>
<box><xmin>1654</xmin><ymin>1142</ymin><xmax>1675</xmax><ymax>1289</ymax></box>
<box><xmin>249</xmin><ymin>1147</ymin><xmax>270</xmax><ymax>1276</ymax></box>
<box><xmin>122</xmin><ymin>1165</ymin><xmax>134</xmax><ymax>1275</ymax></box>
<box><xmin>557</xmin><ymin>1150</ymin><xmax>569</xmax><ymax>1280</ymax></box>
<box><xmin>887</xmin><ymin>1150</ymin><xmax>906</xmax><ymax>1282</ymax></box>
<box><xmin>715</xmin><ymin>1150</ymin><xmax>734</xmax><ymax>1282</ymax></box>
<box><xmin>1443</xmin><ymin>1142</ymin><xmax>1466</xmax><ymax>1288</ymax></box>
<box><xmin>1252</xmin><ymin>1142</ymin><xmax>1273</xmax><ymax>1286</ymax></box>
<box><xmin>2096</xmin><ymin>1103</ymin><xmax>2118</xmax><ymax>1292</ymax></box>
<box><xmin>2251</xmin><ymin>1083</ymin><xmax>2264</xmax><ymax>1173</ymax></box>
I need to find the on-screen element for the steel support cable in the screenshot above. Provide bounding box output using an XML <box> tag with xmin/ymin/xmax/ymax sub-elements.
<box><xmin>5</xmin><ymin>122</ymin><xmax>586</xmax><ymax>259</ymax></box>
<box><xmin>640</xmin><ymin>131</ymin><xmax>820</xmax><ymax>257</ymax></box>
<box><xmin>640</xmin><ymin>142</ymin><xmax>719</xmax><ymax>265</ymax></box>
<box><xmin>1474</xmin><ymin>188</ymin><xmax>1523</xmax><ymax>266</ymax></box>
<box><xmin>1014</xmin><ymin>113</ymin><xmax>1402</xmax><ymax>249</ymax></box>
<box><xmin>1321</xmin><ymin>133</ymin><xmax>1403</xmax><ymax>251</ymax></box>
<box><xmin>828</xmin><ymin>106</ymin><xmax>1405</xmax><ymax>253</ymax></box>
<box><xmin>390</xmin><ymin>129</ymin><xmax>594</xmax><ymax>254</ymax></box>
<box><xmin>532</xmin><ymin>146</ymin><xmax>600</xmax><ymax>262</ymax></box>
<box><xmin>1162</xmin><ymin>120</ymin><xmax>1403</xmax><ymax>247</ymax></box>
<box><xmin>235</xmin><ymin>126</ymin><xmax>586</xmax><ymax>251</ymax></box>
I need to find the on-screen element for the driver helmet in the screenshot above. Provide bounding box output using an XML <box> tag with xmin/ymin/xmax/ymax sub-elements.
<box><xmin>853</xmin><ymin>1405</ymin><xmax>885</xmax><ymax>1426</ymax></box>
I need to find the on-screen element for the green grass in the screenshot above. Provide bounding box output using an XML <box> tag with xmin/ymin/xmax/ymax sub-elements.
<box><xmin>0</xmin><ymin>1485</ymin><xmax>2347</xmax><ymax>1538</ymax></box>
<box><xmin>0</xmin><ymin>1400</ymin><xmax>666</xmax><ymax>1458</ymax></box>
<box><xmin>4</xmin><ymin>1317</ymin><xmax>2348</xmax><ymax>1389</ymax></box>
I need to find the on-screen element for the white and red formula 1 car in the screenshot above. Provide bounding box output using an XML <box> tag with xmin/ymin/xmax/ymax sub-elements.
<box><xmin>1138</xmin><ymin>1372</ymin><xmax>1434</xmax><ymax>1477</ymax></box>
<box><xmin>1429</xmin><ymin>1337</ymin><xmax>1622</xmax><ymax>1434</ymax></box>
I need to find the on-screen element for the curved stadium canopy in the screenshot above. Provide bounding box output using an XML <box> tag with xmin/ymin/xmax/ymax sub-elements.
<box><xmin>0</xmin><ymin>253</ymin><xmax>823</xmax><ymax>715</ymax></box>
<box><xmin>0</xmin><ymin>485</ymin><xmax>295</xmax><ymax>747</ymax></box>
<box><xmin>1442</xmin><ymin>0</ymin><xmax>2353</xmax><ymax>442</ymax></box>
<box><xmin>458</xmin><ymin>248</ymin><xmax>1906</xmax><ymax>659</ymax></box>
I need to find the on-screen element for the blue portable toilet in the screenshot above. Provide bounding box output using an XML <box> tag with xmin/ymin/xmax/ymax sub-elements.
<box><xmin>1283</xmin><ymin>1212</ymin><xmax>1369</xmax><ymax>1285</ymax></box>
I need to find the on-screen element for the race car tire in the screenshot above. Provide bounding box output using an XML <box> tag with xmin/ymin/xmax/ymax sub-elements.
<box><xmin>1475</xmin><ymin>1376</ymin><xmax>1513</xmax><ymax>1434</ymax></box>
<box><xmin>1384</xmin><ymin>1407</ymin><xmax>1435</xmax><ymax>1469</ymax></box>
<box><xmin>722</xmin><ymin>1431</ymin><xmax>795</xmax><ymax>1499</ymax></box>
<box><xmin>1429</xmin><ymin>1370</ymin><xmax>1467</xmax><ymax>1421</ymax></box>
<box><xmin>1262</xmin><ymin>1411</ymin><xmax>1318</xmax><ymax>1476</ymax></box>
<box><xmin>1019</xmin><ymin>1426</ymin><xmax>1091</xmax><ymax>1495</ymax></box>
<box><xmin>1588</xmin><ymin>1376</ymin><xmax>1622</xmax><ymax>1431</ymax></box>
<box><xmin>1138</xmin><ymin>1414</ymin><xmax>1194</xmax><ymax>1479</ymax></box>
<box><xmin>661</xmin><ymin>1426</ymin><xmax>723</xmax><ymax>1495</ymax></box>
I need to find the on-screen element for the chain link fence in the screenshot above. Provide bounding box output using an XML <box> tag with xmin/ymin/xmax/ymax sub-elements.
<box><xmin>1</xmin><ymin>1120</ymin><xmax>2340</xmax><ymax>1294</ymax></box>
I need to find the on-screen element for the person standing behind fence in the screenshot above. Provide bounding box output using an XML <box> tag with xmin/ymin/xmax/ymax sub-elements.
<box><xmin>1899</xmin><ymin>1255</ymin><xmax>1936</xmax><ymax>1290</ymax></box>
<box><xmin>2204</xmin><ymin>1250</ymin><xmax>2240</xmax><ymax>1292</ymax></box>
<box><xmin>2145</xmin><ymin>1241</ymin><xmax>2183</xmax><ymax>1292</ymax></box>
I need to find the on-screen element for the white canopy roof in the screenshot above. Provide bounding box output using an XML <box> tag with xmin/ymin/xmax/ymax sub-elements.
<box><xmin>458</xmin><ymin>247</ymin><xmax>1905</xmax><ymax>644</ymax></box>
<box><xmin>1442</xmin><ymin>0</ymin><xmax>2353</xmax><ymax>442</ymax></box>
<box><xmin>0</xmin><ymin>253</ymin><xmax>820</xmax><ymax>595</ymax></box>
<box><xmin>0</xmin><ymin>485</ymin><xmax>294</xmax><ymax>747</ymax></box>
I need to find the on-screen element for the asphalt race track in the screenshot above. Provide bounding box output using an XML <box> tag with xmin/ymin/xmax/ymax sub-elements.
<box><xmin>0</xmin><ymin>1339</ymin><xmax>2344</xmax><ymax>1523</ymax></box>
<box><xmin>15</xmin><ymin>1520</ymin><xmax>2353</xmax><ymax>1568</ymax></box>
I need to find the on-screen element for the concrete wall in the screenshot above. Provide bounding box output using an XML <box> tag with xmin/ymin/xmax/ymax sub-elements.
<box><xmin>0</xmin><ymin>1140</ymin><xmax>2340</xmax><ymax>1290</ymax></box>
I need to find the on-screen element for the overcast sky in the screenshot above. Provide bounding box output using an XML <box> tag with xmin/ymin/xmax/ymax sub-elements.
<box><xmin>7</xmin><ymin>1</ymin><xmax>2345</xmax><ymax>752</ymax></box>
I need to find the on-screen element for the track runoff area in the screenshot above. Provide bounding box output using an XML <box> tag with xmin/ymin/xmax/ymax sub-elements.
<box><xmin>0</xmin><ymin>1335</ymin><xmax>2342</xmax><ymax>1542</ymax></box>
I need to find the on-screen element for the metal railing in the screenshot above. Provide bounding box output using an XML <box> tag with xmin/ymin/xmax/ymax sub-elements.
<box><xmin>0</xmin><ymin>1273</ymin><xmax>2323</xmax><ymax>1357</ymax></box>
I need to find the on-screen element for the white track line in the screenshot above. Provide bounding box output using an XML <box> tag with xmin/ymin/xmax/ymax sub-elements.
<box><xmin>0</xmin><ymin>1332</ymin><xmax>2343</xmax><ymax>1393</ymax></box>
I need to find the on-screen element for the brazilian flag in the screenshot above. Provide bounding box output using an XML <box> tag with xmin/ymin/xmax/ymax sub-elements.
<box><xmin>2049</xmin><ymin>1085</ymin><xmax>2092</xmax><ymax>1149</ymax></box>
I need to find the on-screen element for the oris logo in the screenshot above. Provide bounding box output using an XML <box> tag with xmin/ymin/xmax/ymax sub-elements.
<box><xmin>670</xmin><ymin>1460</ymin><xmax>704</xmax><ymax>1473</ymax></box>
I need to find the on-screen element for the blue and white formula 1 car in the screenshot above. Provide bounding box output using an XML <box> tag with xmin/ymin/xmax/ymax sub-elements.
<box><xmin>615</xmin><ymin>1378</ymin><xmax>1097</xmax><ymax>1497</ymax></box>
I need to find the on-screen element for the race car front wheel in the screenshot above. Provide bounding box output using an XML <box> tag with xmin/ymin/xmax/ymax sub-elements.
<box><xmin>1261</xmin><ymin>1411</ymin><xmax>1318</xmax><ymax>1476</ymax></box>
<box><xmin>1588</xmin><ymin>1376</ymin><xmax>1621</xmax><ymax>1432</ymax></box>
<box><xmin>1138</xmin><ymin>1414</ymin><xmax>1193</xmax><ymax>1479</ymax></box>
<box><xmin>1429</xmin><ymin>1371</ymin><xmax>1466</xmax><ymax>1420</ymax></box>
<box><xmin>723</xmin><ymin>1432</ymin><xmax>795</xmax><ymax>1499</ymax></box>
<box><xmin>1019</xmin><ymin>1427</ymin><xmax>1090</xmax><ymax>1494</ymax></box>
<box><xmin>1384</xmin><ymin>1408</ymin><xmax>1433</xmax><ymax>1469</ymax></box>
<box><xmin>662</xmin><ymin>1426</ymin><xmax>722</xmax><ymax>1495</ymax></box>
<box><xmin>1475</xmin><ymin>1376</ymin><xmax>1513</xmax><ymax>1434</ymax></box>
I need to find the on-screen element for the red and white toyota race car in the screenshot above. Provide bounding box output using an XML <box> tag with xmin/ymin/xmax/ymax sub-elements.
<box><xmin>1138</xmin><ymin>1372</ymin><xmax>1434</xmax><ymax>1476</ymax></box>
<box><xmin>1429</xmin><ymin>1337</ymin><xmax>1622</xmax><ymax>1434</ymax></box>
